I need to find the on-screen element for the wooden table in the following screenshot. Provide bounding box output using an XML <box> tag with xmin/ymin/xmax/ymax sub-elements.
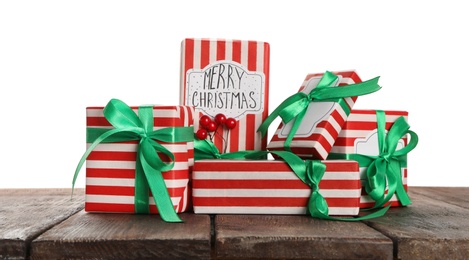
<box><xmin>1</xmin><ymin>187</ymin><xmax>468</xmax><ymax>259</ymax></box>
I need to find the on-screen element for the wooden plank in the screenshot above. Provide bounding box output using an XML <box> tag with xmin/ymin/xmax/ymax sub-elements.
<box><xmin>214</xmin><ymin>215</ymin><xmax>393</xmax><ymax>259</ymax></box>
<box><xmin>0</xmin><ymin>188</ymin><xmax>84</xmax><ymax>260</ymax></box>
<box><xmin>30</xmin><ymin>210</ymin><xmax>212</xmax><ymax>259</ymax></box>
<box><xmin>411</xmin><ymin>186</ymin><xmax>469</xmax><ymax>209</ymax></box>
<box><xmin>362</xmin><ymin>188</ymin><xmax>469</xmax><ymax>259</ymax></box>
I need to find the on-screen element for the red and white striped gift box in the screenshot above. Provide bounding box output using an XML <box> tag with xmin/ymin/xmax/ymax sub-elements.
<box><xmin>192</xmin><ymin>159</ymin><xmax>361</xmax><ymax>216</ymax></box>
<box><xmin>267</xmin><ymin>71</ymin><xmax>361</xmax><ymax>160</ymax></box>
<box><xmin>180</xmin><ymin>38</ymin><xmax>270</xmax><ymax>153</ymax></box>
<box><xmin>85</xmin><ymin>105</ymin><xmax>194</xmax><ymax>214</ymax></box>
<box><xmin>329</xmin><ymin>109</ymin><xmax>409</xmax><ymax>208</ymax></box>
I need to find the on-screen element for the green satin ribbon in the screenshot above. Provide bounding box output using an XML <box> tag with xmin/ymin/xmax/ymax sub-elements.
<box><xmin>257</xmin><ymin>71</ymin><xmax>381</xmax><ymax>152</ymax></box>
<box><xmin>194</xmin><ymin>138</ymin><xmax>257</xmax><ymax>160</ymax></box>
<box><xmin>328</xmin><ymin>110</ymin><xmax>419</xmax><ymax>209</ymax></box>
<box><xmin>73</xmin><ymin>99</ymin><xmax>194</xmax><ymax>223</ymax></box>
<box><xmin>206</xmin><ymin>149</ymin><xmax>390</xmax><ymax>221</ymax></box>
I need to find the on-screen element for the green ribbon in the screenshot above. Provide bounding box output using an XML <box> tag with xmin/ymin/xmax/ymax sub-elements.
<box><xmin>199</xmin><ymin>148</ymin><xmax>389</xmax><ymax>221</ymax></box>
<box><xmin>328</xmin><ymin>110</ymin><xmax>418</xmax><ymax>209</ymax></box>
<box><xmin>193</xmin><ymin>138</ymin><xmax>257</xmax><ymax>160</ymax></box>
<box><xmin>73</xmin><ymin>99</ymin><xmax>194</xmax><ymax>222</ymax></box>
<box><xmin>257</xmin><ymin>71</ymin><xmax>381</xmax><ymax>152</ymax></box>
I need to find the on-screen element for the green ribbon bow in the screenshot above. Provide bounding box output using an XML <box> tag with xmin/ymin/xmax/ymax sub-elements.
<box><xmin>73</xmin><ymin>99</ymin><xmax>194</xmax><ymax>222</ymax></box>
<box><xmin>194</xmin><ymin>138</ymin><xmax>257</xmax><ymax>160</ymax></box>
<box><xmin>329</xmin><ymin>110</ymin><xmax>419</xmax><ymax>209</ymax></box>
<box><xmin>230</xmin><ymin>150</ymin><xmax>389</xmax><ymax>221</ymax></box>
<box><xmin>257</xmin><ymin>71</ymin><xmax>382</xmax><ymax>152</ymax></box>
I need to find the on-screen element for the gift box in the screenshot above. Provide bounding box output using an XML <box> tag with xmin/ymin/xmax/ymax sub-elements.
<box><xmin>192</xmin><ymin>159</ymin><xmax>361</xmax><ymax>216</ymax></box>
<box><xmin>328</xmin><ymin>109</ymin><xmax>418</xmax><ymax>208</ymax></box>
<box><xmin>265</xmin><ymin>70</ymin><xmax>381</xmax><ymax>160</ymax></box>
<box><xmin>82</xmin><ymin>100</ymin><xmax>194</xmax><ymax>220</ymax></box>
<box><xmin>180</xmin><ymin>38</ymin><xmax>270</xmax><ymax>153</ymax></box>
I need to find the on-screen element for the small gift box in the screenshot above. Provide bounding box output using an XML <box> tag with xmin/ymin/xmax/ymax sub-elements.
<box><xmin>261</xmin><ymin>70</ymin><xmax>381</xmax><ymax>160</ymax></box>
<box><xmin>73</xmin><ymin>99</ymin><xmax>194</xmax><ymax>222</ymax></box>
<box><xmin>180</xmin><ymin>38</ymin><xmax>270</xmax><ymax>153</ymax></box>
<box><xmin>192</xmin><ymin>157</ymin><xmax>362</xmax><ymax>216</ymax></box>
<box><xmin>328</xmin><ymin>109</ymin><xmax>418</xmax><ymax>209</ymax></box>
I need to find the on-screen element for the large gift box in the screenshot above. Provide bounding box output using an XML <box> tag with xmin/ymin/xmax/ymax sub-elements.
<box><xmin>328</xmin><ymin>109</ymin><xmax>418</xmax><ymax>208</ymax></box>
<box><xmin>180</xmin><ymin>38</ymin><xmax>270</xmax><ymax>153</ymax></box>
<box><xmin>79</xmin><ymin>99</ymin><xmax>195</xmax><ymax>222</ymax></box>
<box><xmin>264</xmin><ymin>70</ymin><xmax>380</xmax><ymax>160</ymax></box>
<box><xmin>192</xmin><ymin>159</ymin><xmax>361</xmax><ymax>216</ymax></box>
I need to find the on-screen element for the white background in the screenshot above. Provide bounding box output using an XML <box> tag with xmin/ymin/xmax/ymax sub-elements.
<box><xmin>1</xmin><ymin>1</ymin><xmax>467</xmax><ymax>189</ymax></box>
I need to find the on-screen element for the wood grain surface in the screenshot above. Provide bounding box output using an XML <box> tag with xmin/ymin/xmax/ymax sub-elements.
<box><xmin>411</xmin><ymin>186</ymin><xmax>469</xmax><ymax>209</ymax></box>
<box><xmin>2</xmin><ymin>187</ymin><xmax>469</xmax><ymax>259</ymax></box>
<box><xmin>0</xmin><ymin>188</ymin><xmax>84</xmax><ymax>259</ymax></box>
<box><xmin>30</xmin><ymin>211</ymin><xmax>211</xmax><ymax>259</ymax></box>
<box><xmin>362</xmin><ymin>187</ymin><xmax>469</xmax><ymax>259</ymax></box>
<box><xmin>214</xmin><ymin>214</ymin><xmax>393</xmax><ymax>259</ymax></box>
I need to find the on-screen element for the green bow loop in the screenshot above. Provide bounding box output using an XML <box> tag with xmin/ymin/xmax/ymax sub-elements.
<box><xmin>364</xmin><ymin>111</ymin><xmax>417</xmax><ymax>208</ymax></box>
<box><xmin>243</xmin><ymin>151</ymin><xmax>330</xmax><ymax>219</ymax></box>
<box><xmin>299</xmin><ymin>159</ymin><xmax>391</xmax><ymax>221</ymax></box>
<box><xmin>140</xmin><ymin>137</ymin><xmax>175</xmax><ymax>175</ymax></box>
<box><xmin>329</xmin><ymin>111</ymin><xmax>418</xmax><ymax>209</ymax></box>
<box><xmin>278</xmin><ymin>71</ymin><xmax>341</xmax><ymax>124</ymax></box>
<box><xmin>193</xmin><ymin>138</ymin><xmax>256</xmax><ymax>160</ymax></box>
<box><xmin>194</xmin><ymin>139</ymin><xmax>223</xmax><ymax>159</ymax></box>
<box><xmin>365</xmin><ymin>157</ymin><xmax>391</xmax><ymax>205</ymax></box>
<box><xmin>104</xmin><ymin>98</ymin><xmax>145</xmax><ymax>129</ymax></box>
<box><xmin>256</xmin><ymin>71</ymin><xmax>381</xmax><ymax>152</ymax></box>
<box><xmin>304</xmin><ymin>160</ymin><xmax>329</xmax><ymax>218</ymax></box>
<box><xmin>73</xmin><ymin>99</ymin><xmax>195</xmax><ymax>223</ymax></box>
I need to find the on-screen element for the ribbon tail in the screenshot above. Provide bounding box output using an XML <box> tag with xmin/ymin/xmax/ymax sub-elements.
<box><xmin>316</xmin><ymin>204</ymin><xmax>392</xmax><ymax>222</ymax></box>
<box><xmin>257</xmin><ymin>93</ymin><xmax>306</xmax><ymax>137</ymax></box>
<box><xmin>395</xmin><ymin>181</ymin><xmax>412</xmax><ymax>206</ymax></box>
<box><xmin>283</xmin><ymin>109</ymin><xmax>307</xmax><ymax>152</ymax></box>
<box><xmin>390</xmin><ymin>159</ymin><xmax>411</xmax><ymax>206</ymax></box>
<box><xmin>72</xmin><ymin>128</ymin><xmax>128</xmax><ymax>196</ymax></box>
<box><xmin>313</xmin><ymin>76</ymin><xmax>381</xmax><ymax>101</ymax></box>
<box><xmin>349</xmin><ymin>205</ymin><xmax>392</xmax><ymax>221</ymax></box>
<box><xmin>134</xmin><ymin>146</ymin><xmax>150</xmax><ymax>214</ymax></box>
<box><xmin>140</xmin><ymin>150</ymin><xmax>182</xmax><ymax>223</ymax></box>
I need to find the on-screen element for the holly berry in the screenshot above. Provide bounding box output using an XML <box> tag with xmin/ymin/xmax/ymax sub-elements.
<box><xmin>196</xmin><ymin>129</ymin><xmax>208</xmax><ymax>140</ymax></box>
<box><xmin>206</xmin><ymin>121</ymin><xmax>218</xmax><ymax>132</ymax></box>
<box><xmin>199</xmin><ymin>115</ymin><xmax>211</xmax><ymax>128</ymax></box>
<box><xmin>225</xmin><ymin>117</ymin><xmax>237</xmax><ymax>129</ymax></box>
<box><xmin>214</xmin><ymin>113</ymin><xmax>227</xmax><ymax>124</ymax></box>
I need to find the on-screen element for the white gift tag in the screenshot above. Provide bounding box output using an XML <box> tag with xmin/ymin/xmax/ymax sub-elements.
<box><xmin>278</xmin><ymin>75</ymin><xmax>342</xmax><ymax>138</ymax></box>
<box><xmin>186</xmin><ymin>60</ymin><xmax>265</xmax><ymax>119</ymax></box>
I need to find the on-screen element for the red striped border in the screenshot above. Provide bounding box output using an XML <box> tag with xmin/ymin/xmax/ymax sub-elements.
<box><xmin>191</xmin><ymin>160</ymin><xmax>361</xmax><ymax>215</ymax></box>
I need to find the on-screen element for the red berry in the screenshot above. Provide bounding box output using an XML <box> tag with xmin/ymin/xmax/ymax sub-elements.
<box><xmin>196</xmin><ymin>129</ymin><xmax>208</xmax><ymax>140</ymax></box>
<box><xmin>206</xmin><ymin>121</ymin><xmax>218</xmax><ymax>132</ymax></box>
<box><xmin>225</xmin><ymin>118</ymin><xmax>237</xmax><ymax>129</ymax></box>
<box><xmin>214</xmin><ymin>113</ymin><xmax>227</xmax><ymax>124</ymax></box>
<box><xmin>199</xmin><ymin>115</ymin><xmax>211</xmax><ymax>127</ymax></box>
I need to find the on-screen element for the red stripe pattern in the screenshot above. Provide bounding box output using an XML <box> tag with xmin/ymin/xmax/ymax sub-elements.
<box><xmin>267</xmin><ymin>71</ymin><xmax>361</xmax><ymax>160</ymax></box>
<box><xmin>85</xmin><ymin>105</ymin><xmax>194</xmax><ymax>214</ymax></box>
<box><xmin>180</xmin><ymin>38</ymin><xmax>270</xmax><ymax>153</ymax></box>
<box><xmin>329</xmin><ymin>109</ymin><xmax>409</xmax><ymax>208</ymax></box>
<box><xmin>192</xmin><ymin>159</ymin><xmax>361</xmax><ymax>216</ymax></box>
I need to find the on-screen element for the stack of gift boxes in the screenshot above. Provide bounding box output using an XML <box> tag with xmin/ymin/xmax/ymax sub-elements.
<box><xmin>74</xmin><ymin>38</ymin><xmax>418</xmax><ymax>222</ymax></box>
